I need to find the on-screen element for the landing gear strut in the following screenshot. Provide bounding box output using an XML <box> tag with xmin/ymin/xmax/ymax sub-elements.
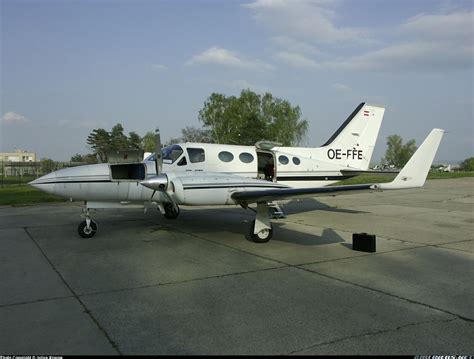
<box><xmin>249</xmin><ymin>202</ymin><xmax>274</xmax><ymax>243</ymax></box>
<box><xmin>78</xmin><ymin>206</ymin><xmax>97</xmax><ymax>238</ymax></box>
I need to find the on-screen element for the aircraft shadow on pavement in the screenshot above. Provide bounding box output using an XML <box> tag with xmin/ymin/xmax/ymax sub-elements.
<box><xmin>282</xmin><ymin>198</ymin><xmax>367</xmax><ymax>215</ymax></box>
<box><xmin>94</xmin><ymin>206</ymin><xmax>351</xmax><ymax>246</ymax></box>
<box><xmin>269</xmin><ymin>224</ymin><xmax>345</xmax><ymax>246</ymax></box>
<box><xmin>142</xmin><ymin>208</ymin><xmax>347</xmax><ymax>247</ymax></box>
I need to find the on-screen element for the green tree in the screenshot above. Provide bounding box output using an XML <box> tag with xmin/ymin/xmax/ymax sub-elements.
<box><xmin>128</xmin><ymin>131</ymin><xmax>142</xmax><ymax>150</ymax></box>
<box><xmin>381</xmin><ymin>135</ymin><xmax>417</xmax><ymax>168</ymax></box>
<box><xmin>109</xmin><ymin>123</ymin><xmax>128</xmax><ymax>152</ymax></box>
<box><xmin>87</xmin><ymin>124</ymin><xmax>144</xmax><ymax>161</ymax></box>
<box><xmin>142</xmin><ymin>131</ymin><xmax>155</xmax><ymax>152</ymax></box>
<box><xmin>460</xmin><ymin>157</ymin><xmax>474</xmax><ymax>171</ymax></box>
<box><xmin>70</xmin><ymin>153</ymin><xmax>84</xmax><ymax>162</ymax></box>
<box><xmin>40</xmin><ymin>158</ymin><xmax>55</xmax><ymax>174</ymax></box>
<box><xmin>87</xmin><ymin>128</ymin><xmax>111</xmax><ymax>162</ymax></box>
<box><xmin>70</xmin><ymin>153</ymin><xmax>97</xmax><ymax>164</ymax></box>
<box><xmin>198</xmin><ymin>90</ymin><xmax>308</xmax><ymax>146</ymax></box>
<box><xmin>181</xmin><ymin>126</ymin><xmax>212</xmax><ymax>143</ymax></box>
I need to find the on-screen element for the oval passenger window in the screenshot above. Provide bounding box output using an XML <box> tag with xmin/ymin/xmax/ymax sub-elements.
<box><xmin>278</xmin><ymin>155</ymin><xmax>289</xmax><ymax>165</ymax></box>
<box><xmin>239</xmin><ymin>152</ymin><xmax>254</xmax><ymax>163</ymax></box>
<box><xmin>293</xmin><ymin>157</ymin><xmax>301</xmax><ymax>165</ymax></box>
<box><xmin>218</xmin><ymin>151</ymin><xmax>234</xmax><ymax>162</ymax></box>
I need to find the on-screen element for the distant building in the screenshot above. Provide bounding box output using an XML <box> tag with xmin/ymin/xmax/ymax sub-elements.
<box><xmin>0</xmin><ymin>150</ymin><xmax>38</xmax><ymax>176</ymax></box>
<box><xmin>0</xmin><ymin>149</ymin><xmax>37</xmax><ymax>162</ymax></box>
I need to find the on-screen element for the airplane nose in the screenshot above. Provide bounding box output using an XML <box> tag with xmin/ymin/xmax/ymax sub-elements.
<box><xmin>29</xmin><ymin>171</ymin><xmax>56</xmax><ymax>194</ymax></box>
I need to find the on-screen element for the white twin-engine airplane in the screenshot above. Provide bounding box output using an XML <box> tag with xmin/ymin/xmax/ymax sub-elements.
<box><xmin>30</xmin><ymin>103</ymin><xmax>444</xmax><ymax>243</ymax></box>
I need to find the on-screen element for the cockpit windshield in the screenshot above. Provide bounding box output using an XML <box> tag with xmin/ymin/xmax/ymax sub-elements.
<box><xmin>145</xmin><ymin>145</ymin><xmax>184</xmax><ymax>164</ymax></box>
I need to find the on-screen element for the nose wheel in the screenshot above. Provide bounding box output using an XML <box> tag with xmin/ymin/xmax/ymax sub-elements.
<box><xmin>78</xmin><ymin>205</ymin><xmax>97</xmax><ymax>238</ymax></box>
<box><xmin>78</xmin><ymin>219</ymin><xmax>98</xmax><ymax>238</ymax></box>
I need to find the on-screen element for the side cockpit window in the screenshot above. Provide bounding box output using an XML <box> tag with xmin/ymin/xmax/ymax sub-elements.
<box><xmin>162</xmin><ymin>145</ymin><xmax>183</xmax><ymax>164</ymax></box>
<box><xmin>187</xmin><ymin>148</ymin><xmax>205</xmax><ymax>163</ymax></box>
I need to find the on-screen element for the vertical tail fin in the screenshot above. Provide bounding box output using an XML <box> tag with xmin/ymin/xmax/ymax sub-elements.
<box><xmin>322</xmin><ymin>103</ymin><xmax>385</xmax><ymax>170</ymax></box>
<box><xmin>379</xmin><ymin>128</ymin><xmax>445</xmax><ymax>189</ymax></box>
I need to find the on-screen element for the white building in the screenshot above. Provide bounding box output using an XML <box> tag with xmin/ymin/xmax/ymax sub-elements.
<box><xmin>0</xmin><ymin>149</ymin><xmax>37</xmax><ymax>162</ymax></box>
<box><xmin>0</xmin><ymin>150</ymin><xmax>38</xmax><ymax>176</ymax></box>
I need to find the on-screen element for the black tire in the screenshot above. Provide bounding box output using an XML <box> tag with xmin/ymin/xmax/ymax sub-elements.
<box><xmin>163</xmin><ymin>202</ymin><xmax>179</xmax><ymax>219</ymax></box>
<box><xmin>78</xmin><ymin>220</ymin><xmax>98</xmax><ymax>238</ymax></box>
<box><xmin>249</xmin><ymin>220</ymin><xmax>273</xmax><ymax>243</ymax></box>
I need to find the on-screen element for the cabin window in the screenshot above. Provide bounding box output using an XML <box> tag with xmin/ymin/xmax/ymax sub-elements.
<box><xmin>162</xmin><ymin>145</ymin><xmax>183</xmax><ymax>164</ymax></box>
<box><xmin>177</xmin><ymin>157</ymin><xmax>187</xmax><ymax>166</ymax></box>
<box><xmin>292</xmin><ymin>157</ymin><xmax>301</xmax><ymax>165</ymax></box>
<box><xmin>218</xmin><ymin>151</ymin><xmax>234</xmax><ymax>162</ymax></box>
<box><xmin>239</xmin><ymin>152</ymin><xmax>254</xmax><ymax>163</ymax></box>
<box><xmin>278</xmin><ymin>155</ymin><xmax>289</xmax><ymax>165</ymax></box>
<box><xmin>187</xmin><ymin>148</ymin><xmax>205</xmax><ymax>163</ymax></box>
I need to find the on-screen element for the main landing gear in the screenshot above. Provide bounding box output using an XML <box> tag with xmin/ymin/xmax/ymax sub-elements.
<box><xmin>78</xmin><ymin>206</ymin><xmax>97</xmax><ymax>238</ymax></box>
<box><xmin>248</xmin><ymin>202</ymin><xmax>286</xmax><ymax>243</ymax></box>
<box><xmin>159</xmin><ymin>202</ymin><xmax>180</xmax><ymax>219</ymax></box>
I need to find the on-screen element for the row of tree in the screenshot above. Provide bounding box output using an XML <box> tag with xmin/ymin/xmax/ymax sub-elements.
<box><xmin>72</xmin><ymin>89</ymin><xmax>471</xmax><ymax>170</ymax></box>
<box><xmin>73</xmin><ymin>90</ymin><xmax>309</xmax><ymax>163</ymax></box>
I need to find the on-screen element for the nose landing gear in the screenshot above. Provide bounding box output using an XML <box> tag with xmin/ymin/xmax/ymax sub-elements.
<box><xmin>78</xmin><ymin>205</ymin><xmax>97</xmax><ymax>238</ymax></box>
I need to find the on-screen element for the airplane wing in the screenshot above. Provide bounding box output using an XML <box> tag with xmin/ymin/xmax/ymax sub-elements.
<box><xmin>232</xmin><ymin>128</ymin><xmax>444</xmax><ymax>205</ymax></box>
<box><xmin>231</xmin><ymin>183</ymin><xmax>374</xmax><ymax>203</ymax></box>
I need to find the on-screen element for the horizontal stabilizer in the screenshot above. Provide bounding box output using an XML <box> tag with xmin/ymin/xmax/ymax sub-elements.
<box><xmin>377</xmin><ymin>128</ymin><xmax>444</xmax><ymax>190</ymax></box>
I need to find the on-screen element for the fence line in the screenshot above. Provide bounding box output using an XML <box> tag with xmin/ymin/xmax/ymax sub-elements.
<box><xmin>0</xmin><ymin>160</ymin><xmax>84</xmax><ymax>187</ymax></box>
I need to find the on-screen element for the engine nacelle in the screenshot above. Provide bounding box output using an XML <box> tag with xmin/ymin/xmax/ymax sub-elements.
<box><xmin>167</xmin><ymin>174</ymin><xmax>236</xmax><ymax>206</ymax></box>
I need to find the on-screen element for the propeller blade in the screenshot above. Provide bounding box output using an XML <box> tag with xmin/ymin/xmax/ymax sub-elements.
<box><xmin>155</xmin><ymin>128</ymin><xmax>162</xmax><ymax>175</ymax></box>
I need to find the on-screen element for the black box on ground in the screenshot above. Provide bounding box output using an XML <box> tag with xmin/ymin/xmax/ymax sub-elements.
<box><xmin>352</xmin><ymin>233</ymin><xmax>376</xmax><ymax>253</ymax></box>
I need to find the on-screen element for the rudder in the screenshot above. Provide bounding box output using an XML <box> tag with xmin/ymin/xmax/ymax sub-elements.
<box><xmin>322</xmin><ymin>103</ymin><xmax>385</xmax><ymax>170</ymax></box>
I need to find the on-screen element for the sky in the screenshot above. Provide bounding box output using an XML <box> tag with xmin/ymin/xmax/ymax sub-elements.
<box><xmin>1</xmin><ymin>0</ymin><xmax>473</xmax><ymax>162</ymax></box>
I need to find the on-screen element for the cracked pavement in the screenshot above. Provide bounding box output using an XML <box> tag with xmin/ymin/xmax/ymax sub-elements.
<box><xmin>0</xmin><ymin>178</ymin><xmax>473</xmax><ymax>354</ymax></box>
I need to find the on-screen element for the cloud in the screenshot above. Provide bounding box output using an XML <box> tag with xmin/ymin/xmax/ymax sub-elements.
<box><xmin>245</xmin><ymin>1</ymin><xmax>472</xmax><ymax>73</ymax></box>
<box><xmin>271</xmin><ymin>36</ymin><xmax>320</xmax><ymax>55</ymax></box>
<box><xmin>151</xmin><ymin>64</ymin><xmax>168</xmax><ymax>72</ymax></box>
<box><xmin>244</xmin><ymin>0</ymin><xmax>370</xmax><ymax>45</ymax></box>
<box><xmin>186</xmin><ymin>47</ymin><xmax>275</xmax><ymax>71</ymax></box>
<box><xmin>327</xmin><ymin>42</ymin><xmax>472</xmax><ymax>72</ymax></box>
<box><xmin>275</xmin><ymin>51</ymin><xmax>319</xmax><ymax>69</ymax></box>
<box><xmin>332</xmin><ymin>83</ymin><xmax>352</xmax><ymax>92</ymax></box>
<box><xmin>400</xmin><ymin>10</ymin><xmax>473</xmax><ymax>43</ymax></box>
<box><xmin>327</xmin><ymin>10</ymin><xmax>474</xmax><ymax>72</ymax></box>
<box><xmin>2</xmin><ymin>112</ymin><xmax>30</xmax><ymax>124</ymax></box>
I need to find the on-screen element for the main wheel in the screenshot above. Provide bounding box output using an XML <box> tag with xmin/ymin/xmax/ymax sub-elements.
<box><xmin>78</xmin><ymin>220</ymin><xmax>97</xmax><ymax>238</ymax></box>
<box><xmin>163</xmin><ymin>202</ymin><xmax>179</xmax><ymax>219</ymax></box>
<box><xmin>249</xmin><ymin>220</ymin><xmax>273</xmax><ymax>243</ymax></box>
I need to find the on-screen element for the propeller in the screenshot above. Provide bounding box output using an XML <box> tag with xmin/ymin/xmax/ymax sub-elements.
<box><xmin>155</xmin><ymin>128</ymin><xmax>163</xmax><ymax>175</ymax></box>
<box><xmin>141</xmin><ymin>128</ymin><xmax>177</xmax><ymax>214</ymax></box>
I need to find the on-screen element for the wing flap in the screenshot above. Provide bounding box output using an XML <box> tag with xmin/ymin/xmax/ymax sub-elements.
<box><xmin>340</xmin><ymin>169</ymin><xmax>399</xmax><ymax>176</ymax></box>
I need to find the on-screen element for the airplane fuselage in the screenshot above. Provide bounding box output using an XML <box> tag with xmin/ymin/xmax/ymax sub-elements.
<box><xmin>32</xmin><ymin>141</ymin><xmax>367</xmax><ymax>206</ymax></box>
<box><xmin>30</xmin><ymin>103</ymin><xmax>385</xmax><ymax>208</ymax></box>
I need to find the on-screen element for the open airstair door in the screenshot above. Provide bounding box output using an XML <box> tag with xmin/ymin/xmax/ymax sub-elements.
<box><xmin>256</xmin><ymin>150</ymin><xmax>276</xmax><ymax>182</ymax></box>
